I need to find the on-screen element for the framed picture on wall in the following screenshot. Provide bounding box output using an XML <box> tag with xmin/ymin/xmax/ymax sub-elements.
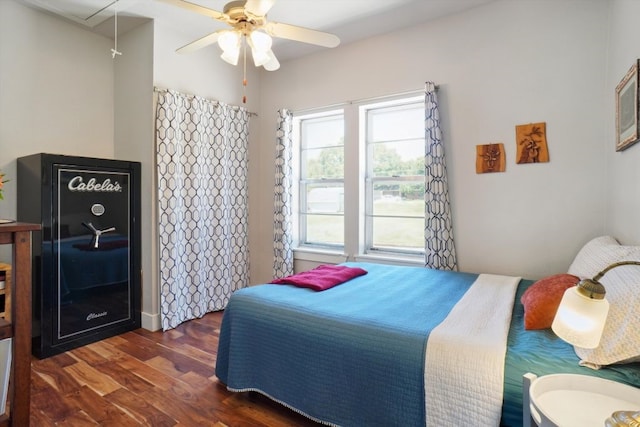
<box><xmin>615</xmin><ymin>59</ymin><xmax>639</xmax><ymax>151</ymax></box>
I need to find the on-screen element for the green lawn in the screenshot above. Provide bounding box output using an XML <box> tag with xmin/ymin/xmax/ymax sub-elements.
<box><xmin>306</xmin><ymin>199</ymin><xmax>424</xmax><ymax>248</ymax></box>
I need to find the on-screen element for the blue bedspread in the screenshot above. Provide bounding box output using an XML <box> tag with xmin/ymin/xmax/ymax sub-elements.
<box><xmin>216</xmin><ymin>262</ymin><xmax>478</xmax><ymax>426</ymax></box>
<box><xmin>216</xmin><ymin>263</ymin><xmax>640</xmax><ymax>426</ymax></box>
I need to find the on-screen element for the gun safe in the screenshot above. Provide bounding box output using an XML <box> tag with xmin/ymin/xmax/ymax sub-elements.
<box><xmin>18</xmin><ymin>153</ymin><xmax>141</xmax><ymax>358</ymax></box>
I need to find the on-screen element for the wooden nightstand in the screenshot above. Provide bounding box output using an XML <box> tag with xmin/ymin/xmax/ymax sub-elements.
<box><xmin>523</xmin><ymin>373</ymin><xmax>640</xmax><ymax>427</ymax></box>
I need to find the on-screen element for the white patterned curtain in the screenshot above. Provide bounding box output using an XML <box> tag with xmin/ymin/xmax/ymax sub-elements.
<box><xmin>424</xmin><ymin>82</ymin><xmax>458</xmax><ymax>270</ymax></box>
<box><xmin>273</xmin><ymin>109</ymin><xmax>294</xmax><ymax>278</ymax></box>
<box><xmin>155</xmin><ymin>88</ymin><xmax>249</xmax><ymax>330</ymax></box>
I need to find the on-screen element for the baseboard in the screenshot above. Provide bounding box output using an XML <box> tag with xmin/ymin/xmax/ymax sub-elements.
<box><xmin>141</xmin><ymin>311</ymin><xmax>161</xmax><ymax>331</ymax></box>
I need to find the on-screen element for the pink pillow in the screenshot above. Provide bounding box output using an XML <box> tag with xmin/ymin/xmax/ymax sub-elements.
<box><xmin>521</xmin><ymin>274</ymin><xmax>580</xmax><ymax>330</ymax></box>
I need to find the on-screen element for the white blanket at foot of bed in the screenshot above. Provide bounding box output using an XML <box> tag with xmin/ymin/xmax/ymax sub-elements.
<box><xmin>424</xmin><ymin>273</ymin><xmax>521</xmax><ymax>427</ymax></box>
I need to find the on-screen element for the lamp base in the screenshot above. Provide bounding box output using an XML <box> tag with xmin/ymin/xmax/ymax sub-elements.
<box><xmin>605</xmin><ymin>410</ymin><xmax>640</xmax><ymax>427</ymax></box>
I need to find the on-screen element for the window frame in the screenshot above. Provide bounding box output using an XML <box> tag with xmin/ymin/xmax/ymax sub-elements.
<box><xmin>294</xmin><ymin>109</ymin><xmax>345</xmax><ymax>250</ymax></box>
<box><xmin>360</xmin><ymin>95</ymin><xmax>425</xmax><ymax>257</ymax></box>
<box><xmin>292</xmin><ymin>92</ymin><xmax>425</xmax><ymax>263</ymax></box>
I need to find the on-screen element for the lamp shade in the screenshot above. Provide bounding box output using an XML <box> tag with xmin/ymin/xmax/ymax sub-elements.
<box><xmin>551</xmin><ymin>286</ymin><xmax>609</xmax><ymax>349</ymax></box>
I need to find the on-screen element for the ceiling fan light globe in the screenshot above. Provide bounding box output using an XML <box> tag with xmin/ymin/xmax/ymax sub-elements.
<box><xmin>263</xmin><ymin>50</ymin><xmax>280</xmax><ymax>71</ymax></box>
<box><xmin>251</xmin><ymin>48</ymin><xmax>271</xmax><ymax>67</ymax></box>
<box><xmin>218</xmin><ymin>30</ymin><xmax>241</xmax><ymax>52</ymax></box>
<box><xmin>249</xmin><ymin>30</ymin><xmax>272</xmax><ymax>53</ymax></box>
<box><xmin>220</xmin><ymin>49</ymin><xmax>240</xmax><ymax>66</ymax></box>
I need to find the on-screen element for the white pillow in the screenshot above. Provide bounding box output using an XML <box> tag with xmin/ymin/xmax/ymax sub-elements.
<box><xmin>567</xmin><ymin>236</ymin><xmax>640</xmax><ymax>368</ymax></box>
<box><xmin>574</xmin><ymin>266</ymin><xmax>640</xmax><ymax>368</ymax></box>
<box><xmin>568</xmin><ymin>235</ymin><xmax>640</xmax><ymax>278</ymax></box>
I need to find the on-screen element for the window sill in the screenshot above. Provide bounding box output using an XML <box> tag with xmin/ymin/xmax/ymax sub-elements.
<box><xmin>293</xmin><ymin>247</ymin><xmax>423</xmax><ymax>268</ymax></box>
<box><xmin>293</xmin><ymin>248</ymin><xmax>348</xmax><ymax>264</ymax></box>
<box><xmin>354</xmin><ymin>253</ymin><xmax>423</xmax><ymax>268</ymax></box>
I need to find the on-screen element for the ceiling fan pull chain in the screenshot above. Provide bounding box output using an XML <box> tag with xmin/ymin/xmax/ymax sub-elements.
<box><xmin>111</xmin><ymin>0</ymin><xmax>122</xmax><ymax>59</ymax></box>
<box><xmin>242</xmin><ymin>37</ymin><xmax>248</xmax><ymax>103</ymax></box>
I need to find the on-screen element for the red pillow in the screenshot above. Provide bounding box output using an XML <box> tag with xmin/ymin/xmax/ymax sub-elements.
<box><xmin>520</xmin><ymin>274</ymin><xmax>580</xmax><ymax>330</ymax></box>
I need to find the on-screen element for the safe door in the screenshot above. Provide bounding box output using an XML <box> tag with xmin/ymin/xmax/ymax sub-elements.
<box><xmin>52</xmin><ymin>166</ymin><xmax>134</xmax><ymax>342</ymax></box>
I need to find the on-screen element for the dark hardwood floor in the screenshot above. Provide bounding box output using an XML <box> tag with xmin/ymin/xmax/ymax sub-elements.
<box><xmin>30</xmin><ymin>311</ymin><xmax>321</xmax><ymax>426</ymax></box>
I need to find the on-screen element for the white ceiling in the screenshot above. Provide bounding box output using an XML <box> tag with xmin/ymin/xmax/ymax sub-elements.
<box><xmin>15</xmin><ymin>0</ymin><xmax>495</xmax><ymax>61</ymax></box>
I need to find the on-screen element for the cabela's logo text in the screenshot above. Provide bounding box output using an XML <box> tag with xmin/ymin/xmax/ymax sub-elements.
<box><xmin>68</xmin><ymin>176</ymin><xmax>122</xmax><ymax>192</ymax></box>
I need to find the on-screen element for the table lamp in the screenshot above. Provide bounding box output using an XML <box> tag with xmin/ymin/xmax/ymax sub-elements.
<box><xmin>551</xmin><ymin>260</ymin><xmax>640</xmax><ymax>427</ymax></box>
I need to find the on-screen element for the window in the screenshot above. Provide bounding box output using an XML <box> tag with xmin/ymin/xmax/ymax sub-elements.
<box><xmin>294</xmin><ymin>93</ymin><xmax>425</xmax><ymax>259</ymax></box>
<box><xmin>363</xmin><ymin>97</ymin><xmax>425</xmax><ymax>255</ymax></box>
<box><xmin>296</xmin><ymin>111</ymin><xmax>345</xmax><ymax>248</ymax></box>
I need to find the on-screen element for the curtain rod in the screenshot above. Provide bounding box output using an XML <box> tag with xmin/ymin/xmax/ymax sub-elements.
<box><xmin>292</xmin><ymin>86</ymin><xmax>434</xmax><ymax>116</ymax></box>
<box><xmin>153</xmin><ymin>86</ymin><xmax>258</xmax><ymax>116</ymax></box>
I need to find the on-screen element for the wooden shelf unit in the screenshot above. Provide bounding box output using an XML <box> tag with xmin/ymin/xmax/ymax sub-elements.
<box><xmin>0</xmin><ymin>222</ymin><xmax>40</xmax><ymax>427</ymax></box>
<box><xmin>0</xmin><ymin>264</ymin><xmax>11</xmax><ymax>320</ymax></box>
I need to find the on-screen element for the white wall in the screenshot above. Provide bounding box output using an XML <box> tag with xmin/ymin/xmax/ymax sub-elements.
<box><xmin>114</xmin><ymin>21</ymin><xmax>155</xmax><ymax>329</ymax></box>
<box><xmin>255</xmin><ymin>0</ymin><xmax>610</xmax><ymax>281</ymax></box>
<box><xmin>604</xmin><ymin>0</ymin><xmax>640</xmax><ymax>244</ymax></box>
<box><xmin>0</xmin><ymin>0</ymin><xmax>115</xmax><ymax>221</ymax></box>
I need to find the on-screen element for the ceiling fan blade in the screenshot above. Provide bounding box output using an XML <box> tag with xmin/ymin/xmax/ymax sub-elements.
<box><xmin>244</xmin><ymin>0</ymin><xmax>275</xmax><ymax>17</ymax></box>
<box><xmin>157</xmin><ymin>0</ymin><xmax>225</xmax><ymax>20</ymax></box>
<box><xmin>176</xmin><ymin>30</ymin><xmax>224</xmax><ymax>54</ymax></box>
<box><xmin>265</xmin><ymin>22</ymin><xmax>340</xmax><ymax>48</ymax></box>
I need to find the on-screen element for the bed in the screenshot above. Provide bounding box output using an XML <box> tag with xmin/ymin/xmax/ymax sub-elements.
<box><xmin>215</xmin><ymin>237</ymin><xmax>640</xmax><ymax>426</ymax></box>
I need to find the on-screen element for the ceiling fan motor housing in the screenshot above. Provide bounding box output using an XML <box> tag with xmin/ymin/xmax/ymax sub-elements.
<box><xmin>224</xmin><ymin>0</ymin><xmax>264</xmax><ymax>26</ymax></box>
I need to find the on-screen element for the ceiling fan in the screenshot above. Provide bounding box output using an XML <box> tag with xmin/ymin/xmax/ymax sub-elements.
<box><xmin>159</xmin><ymin>0</ymin><xmax>341</xmax><ymax>71</ymax></box>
